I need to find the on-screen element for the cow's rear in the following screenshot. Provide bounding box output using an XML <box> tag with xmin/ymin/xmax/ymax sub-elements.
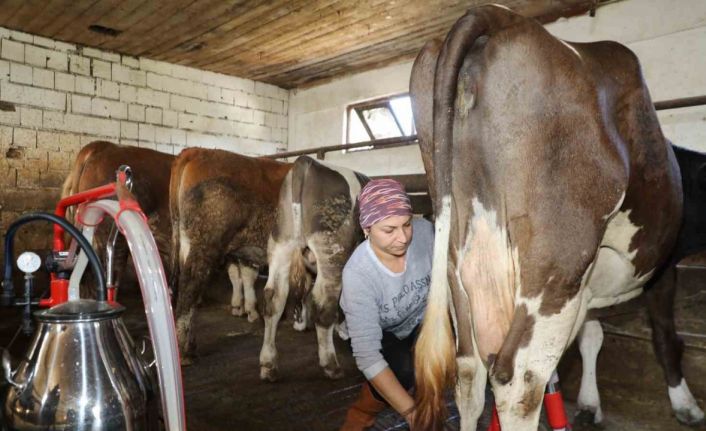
<box><xmin>62</xmin><ymin>141</ymin><xmax>174</xmax><ymax>295</ymax></box>
<box><xmin>411</xmin><ymin>5</ymin><xmax>682</xmax><ymax>430</ymax></box>
<box><xmin>169</xmin><ymin>148</ymin><xmax>292</xmax><ymax>362</ymax></box>
<box><xmin>260</xmin><ymin>156</ymin><xmax>367</xmax><ymax>381</ymax></box>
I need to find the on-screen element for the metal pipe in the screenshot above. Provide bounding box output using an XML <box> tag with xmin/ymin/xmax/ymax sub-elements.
<box><xmin>265</xmin><ymin>136</ymin><xmax>417</xmax><ymax>159</ymax></box>
<box><xmin>105</xmin><ymin>224</ymin><xmax>119</xmax><ymax>289</ymax></box>
<box><xmin>655</xmin><ymin>95</ymin><xmax>706</xmax><ymax>111</ymax></box>
<box><xmin>265</xmin><ymin>95</ymin><xmax>706</xmax><ymax>161</ymax></box>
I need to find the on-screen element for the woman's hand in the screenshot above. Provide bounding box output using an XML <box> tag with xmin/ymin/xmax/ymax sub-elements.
<box><xmin>403</xmin><ymin>406</ymin><xmax>416</xmax><ymax>427</ymax></box>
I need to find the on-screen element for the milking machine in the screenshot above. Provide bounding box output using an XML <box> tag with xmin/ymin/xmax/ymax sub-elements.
<box><xmin>0</xmin><ymin>166</ymin><xmax>185</xmax><ymax>430</ymax></box>
<box><xmin>488</xmin><ymin>370</ymin><xmax>571</xmax><ymax>431</ymax></box>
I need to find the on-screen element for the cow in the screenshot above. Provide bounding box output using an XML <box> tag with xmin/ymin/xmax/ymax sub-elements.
<box><xmin>575</xmin><ymin>144</ymin><xmax>706</xmax><ymax>426</ymax></box>
<box><xmin>258</xmin><ymin>156</ymin><xmax>368</xmax><ymax>381</ymax></box>
<box><xmin>169</xmin><ymin>147</ymin><xmax>292</xmax><ymax>363</ymax></box>
<box><xmin>409</xmin><ymin>5</ymin><xmax>692</xmax><ymax>430</ymax></box>
<box><xmin>61</xmin><ymin>141</ymin><xmax>174</xmax><ymax>295</ymax></box>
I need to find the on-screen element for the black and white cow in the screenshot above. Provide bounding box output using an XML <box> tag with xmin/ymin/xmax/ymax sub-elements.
<box><xmin>575</xmin><ymin>144</ymin><xmax>706</xmax><ymax>426</ymax></box>
<box><xmin>259</xmin><ymin>156</ymin><xmax>368</xmax><ymax>381</ymax></box>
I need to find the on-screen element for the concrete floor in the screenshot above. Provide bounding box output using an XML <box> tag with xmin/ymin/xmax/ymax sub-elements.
<box><xmin>0</xmin><ymin>266</ymin><xmax>704</xmax><ymax>430</ymax></box>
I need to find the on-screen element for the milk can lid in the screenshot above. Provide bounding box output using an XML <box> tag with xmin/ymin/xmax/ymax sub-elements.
<box><xmin>34</xmin><ymin>299</ymin><xmax>125</xmax><ymax>322</ymax></box>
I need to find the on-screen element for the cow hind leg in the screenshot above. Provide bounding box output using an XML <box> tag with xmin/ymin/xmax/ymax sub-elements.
<box><xmin>316</xmin><ymin>320</ymin><xmax>343</xmax><ymax>379</ymax></box>
<box><xmin>646</xmin><ymin>265</ymin><xmax>704</xmax><ymax>425</ymax></box>
<box><xmin>312</xmin><ymin>276</ymin><xmax>343</xmax><ymax>379</ymax></box>
<box><xmin>575</xmin><ymin>319</ymin><xmax>605</xmax><ymax>426</ymax></box>
<box><xmin>175</xmin><ymin>247</ymin><xmax>218</xmax><ymax>365</ymax></box>
<box><xmin>259</xmin><ymin>242</ymin><xmax>293</xmax><ymax>382</ymax></box>
<box><xmin>240</xmin><ymin>263</ymin><xmax>260</xmax><ymax>322</ymax></box>
<box><xmin>228</xmin><ymin>263</ymin><xmax>244</xmax><ymax>316</ymax></box>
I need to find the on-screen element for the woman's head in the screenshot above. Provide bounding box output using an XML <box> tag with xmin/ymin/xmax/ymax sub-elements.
<box><xmin>358</xmin><ymin>179</ymin><xmax>413</xmax><ymax>257</ymax></box>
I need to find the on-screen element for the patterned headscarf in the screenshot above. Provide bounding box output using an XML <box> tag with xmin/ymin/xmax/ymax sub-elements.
<box><xmin>358</xmin><ymin>179</ymin><xmax>412</xmax><ymax>229</ymax></box>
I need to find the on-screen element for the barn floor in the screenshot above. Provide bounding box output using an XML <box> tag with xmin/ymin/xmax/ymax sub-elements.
<box><xmin>0</xmin><ymin>266</ymin><xmax>704</xmax><ymax>430</ymax></box>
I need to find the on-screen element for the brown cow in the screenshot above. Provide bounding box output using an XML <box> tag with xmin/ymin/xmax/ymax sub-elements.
<box><xmin>63</xmin><ymin>142</ymin><xmax>257</xmax><ymax>318</ymax></box>
<box><xmin>410</xmin><ymin>5</ymin><xmax>694</xmax><ymax>430</ymax></box>
<box><xmin>62</xmin><ymin>141</ymin><xmax>174</xmax><ymax>294</ymax></box>
<box><xmin>170</xmin><ymin>148</ymin><xmax>292</xmax><ymax>363</ymax></box>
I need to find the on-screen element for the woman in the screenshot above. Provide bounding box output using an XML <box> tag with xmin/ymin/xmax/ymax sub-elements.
<box><xmin>339</xmin><ymin>178</ymin><xmax>434</xmax><ymax>430</ymax></box>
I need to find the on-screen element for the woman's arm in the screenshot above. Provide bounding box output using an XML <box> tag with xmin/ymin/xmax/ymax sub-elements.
<box><xmin>369</xmin><ymin>367</ymin><xmax>415</xmax><ymax>422</ymax></box>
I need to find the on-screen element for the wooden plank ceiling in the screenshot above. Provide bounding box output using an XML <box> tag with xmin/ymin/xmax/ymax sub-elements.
<box><xmin>0</xmin><ymin>0</ymin><xmax>597</xmax><ymax>89</ymax></box>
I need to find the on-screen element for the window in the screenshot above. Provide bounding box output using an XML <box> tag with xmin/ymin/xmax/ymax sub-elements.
<box><xmin>346</xmin><ymin>94</ymin><xmax>417</xmax><ymax>151</ymax></box>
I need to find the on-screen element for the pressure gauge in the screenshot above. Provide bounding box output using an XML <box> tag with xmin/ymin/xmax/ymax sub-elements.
<box><xmin>17</xmin><ymin>252</ymin><xmax>41</xmax><ymax>274</ymax></box>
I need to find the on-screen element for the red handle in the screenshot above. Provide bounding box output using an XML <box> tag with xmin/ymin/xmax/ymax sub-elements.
<box><xmin>53</xmin><ymin>183</ymin><xmax>116</xmax><ymax>251</ymax></box>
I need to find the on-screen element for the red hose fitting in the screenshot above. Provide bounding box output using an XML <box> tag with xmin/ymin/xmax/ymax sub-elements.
<box><xmin>39</xmin><ymin>277</ymin><xmax>68</xmax><ymax>307</ymax></box>
<box><xmin>544</xmin><ymin>391</ymin><xmax>570</xmax><ymax>430</ymax></box>
<box><xmin>488</xmin><ymin>405</ymin><xmax>501</xmax><ymax>431</ymax></box>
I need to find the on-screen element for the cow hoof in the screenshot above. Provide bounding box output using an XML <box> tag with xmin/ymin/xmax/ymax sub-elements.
<box><xmin>231</xmin><ymin>306</ymin><xmax>245</xmax><ymax>317</ymax></box>
<box><xmin>323</xmin><ymin>365</ymin><xmax>344</xmax><ymax>380</ymax></box>
<box><xmin>675</xmin><ymin>406</ymin><xmax>705</xmax><ymax>426</ymax></box>
<box><xmin>335</xmin><ymin>321</ymin><xmax>349</xmax><ymax>340</ymax></box>
<box><xmin>573</xmin><ymin>409</ymin><xmax>604</xmax><ymax>430</ymax></box>
<box><xmin>260</xmin><ymin>365</ymin><xmax>279</xmax><ymax>382</ymax></box>
<box><xmin>247</xmin><ymin>310</ymin><xmax>260</xmax><ymax>322</ymax></box>
<box><xmin>293</xmin><ymin>319</ymin><xmax>307</xmax><ymax>332</ymax></box>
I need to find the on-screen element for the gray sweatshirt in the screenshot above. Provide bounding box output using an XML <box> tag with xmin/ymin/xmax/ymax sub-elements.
<box><xmin>340</xmin><ymin>218</ymin><xmax>434</xmax><ymax>379</ymax></box>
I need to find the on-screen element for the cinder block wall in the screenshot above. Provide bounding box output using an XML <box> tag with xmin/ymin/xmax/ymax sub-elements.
<box><xmin>0</xmin><ymin>25</ymin><xmax>288</xmax><ymax>261</ymax></box>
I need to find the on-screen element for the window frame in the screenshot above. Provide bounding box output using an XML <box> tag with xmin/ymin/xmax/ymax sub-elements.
<box><xmin>345</xmin><ymin>93</ymin><xmax>417</xmax><ymax>151</ymax></box>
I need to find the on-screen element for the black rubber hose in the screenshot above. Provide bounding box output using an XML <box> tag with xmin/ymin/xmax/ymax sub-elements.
<box><xmin>3</xmin><ymin>212</ymin><xmax>107</xmax><ymax>302</ymax></box>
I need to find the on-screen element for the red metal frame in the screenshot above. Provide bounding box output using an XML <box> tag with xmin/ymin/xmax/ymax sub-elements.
<box><xmin>41</xmin><ymin>182</ymin><xmax>118</xmax><ymax>307</ymax></box>
<box><xmin>53</xmin><ymin>183</ymin><xmax>116</xmax><ymax>251</ymax></box>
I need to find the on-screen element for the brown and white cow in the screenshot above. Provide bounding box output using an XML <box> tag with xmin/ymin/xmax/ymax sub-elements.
<box><xmin>170</xmin><ymin>147</ymin><xmax>292</xmax><ymax>363</ymax></box>
<box><xmin>62</xmin><ymin>141</ymin><xmax>174</xmax><ymax>293</ymax></box>
<box><xmin>410</xmin><ymin>5</ymin><xmax>690</xmax><ymax>430</ymax></box>
<box><xmin>259</xmin><ymin>156</ymin><xmax>368</xmax><ymax>381</ymax></box>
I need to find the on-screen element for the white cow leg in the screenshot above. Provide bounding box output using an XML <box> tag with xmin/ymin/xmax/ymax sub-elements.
<box><xmin>576</xmin><ymin>319</ymin><xmax>604</xmax><ymax>425</ymax></box>
<box><xmin>259</xmin><ymin>244</ymin><xmax>291</xmax><ymax>382</ymax></box>
<box><xmin>669</xmin><ymin>379</ymin><xmax>705</xmax><ymax>425</ymax></box>
<box><xmin>228</xmin><ymin>263</ymin><xmax>244</xmax><ymax>317</ymax></box>
<box><xmin>456</xmin><ymin>354</ymin><xmax>487</xmax><ymax>431</ymax></box>
<box><xmin>240</xmin><ymin>264</ymin><xmax>260</xmax><ymax>322</ymax></box>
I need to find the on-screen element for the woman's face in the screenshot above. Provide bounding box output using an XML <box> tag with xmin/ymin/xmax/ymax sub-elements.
<box><xmin>366</xmin><ymin>215</ymin><xmax>413</xmax><ymax>258</ymax></box>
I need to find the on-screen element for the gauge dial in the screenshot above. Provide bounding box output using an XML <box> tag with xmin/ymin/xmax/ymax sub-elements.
<box><xmin>17</xmin><ymin>252</ymin><xmax>41</xmax><ymax>274</ymax></box>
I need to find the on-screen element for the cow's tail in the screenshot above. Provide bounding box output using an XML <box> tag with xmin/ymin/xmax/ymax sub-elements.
<box><xmin>289</xmin><ymin>248</ymin><xmax>311</xmax><ymax>313</ymax></box>
<box><xmin>287</xmin><ymin>156</ymin><xmax>314</xmax><ymax>308</ymax></box>
<box><xmin>61</xmin><ymin>141</ymin><xmax>106</xmax><ymax>223</ymax></box>
<box><xmin>168</xmin><ymin>150</ymin><xmax>189</xmax><ymax>296</ymax></box>
<box><xmin>413</xmin><ymin>6</ymin><xmax>519</xmax><ymax>430</ymax></box>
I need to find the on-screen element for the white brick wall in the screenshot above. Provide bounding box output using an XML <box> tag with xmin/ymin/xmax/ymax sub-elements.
<box><xmin>0</xmin><ymin>27</ymin><xmax>289</xmax><ymax>162</ymax></box>
<box><xmin>0</xmin><ymin>25</ymin><xmax>289</xmax><ymax>244</ymax></box>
